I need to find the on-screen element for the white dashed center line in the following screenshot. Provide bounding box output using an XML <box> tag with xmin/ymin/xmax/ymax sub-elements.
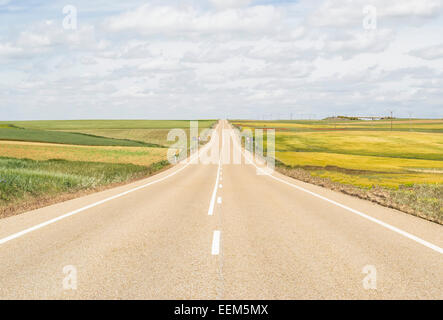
<box><xmin>207</xmin><ymin>159</ymin><xmax>221</xmax><ymax>216</ymax></box>
<box><xmin>212</xmin><ymin>230</ymin><xmax>221</xmax><ymax>255</ymax></box>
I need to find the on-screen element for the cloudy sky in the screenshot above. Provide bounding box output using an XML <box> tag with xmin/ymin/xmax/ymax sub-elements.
<box><xmin>1</xmin><ymin>0</ymin><xmax>442</xmax><ymax>120</ymax></box>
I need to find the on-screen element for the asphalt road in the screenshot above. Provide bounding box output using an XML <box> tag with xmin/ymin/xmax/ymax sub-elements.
<box><xmin>0</xmin><ymin>120</ymin><xmax>441</xmax><ymax>299</ymax></box>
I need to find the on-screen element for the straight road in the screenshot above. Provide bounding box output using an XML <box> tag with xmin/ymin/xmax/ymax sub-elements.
<box><xmin>0</xmin><ymin>120</ymin><xmax>441</xmax><ymax>299</ymax></box>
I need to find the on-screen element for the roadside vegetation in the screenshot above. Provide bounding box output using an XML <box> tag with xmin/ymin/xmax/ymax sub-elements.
<box><xmin>0</xmin><ymin>119</ymin><xmax>216</xmax><ymax>218</ymax></box>
<box><xmin>0</xmin><ymin>157</ymin><xmax>169</xmax><ymax>219</ymax></box>
<box><xmin>231</xmin><ymin>119</ymin><xmax>443</xmax><ymax>224</ymax></box>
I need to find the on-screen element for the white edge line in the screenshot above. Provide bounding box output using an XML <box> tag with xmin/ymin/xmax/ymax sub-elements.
<box><xmin>230</xmin><ymin>129</ymin><xmax>443</xmax><ymax>255</ymax></box>
<box><xmin>0</xmin><ymin>127</ymin><xmax>218</xmax><ymax>245</ymax></box>
<box><xmin>212</xmin><ymin>230</ymin><xmax>221</xmax><ymax>255</ymax></box>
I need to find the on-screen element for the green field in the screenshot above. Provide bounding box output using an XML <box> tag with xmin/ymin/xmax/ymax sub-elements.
<box><xmin>0</xmin><ymin>127</ymin><xmax>156</xmax><ymax>147</ymax></box>
<box><xmin>0</xmin><ymin>157</ymin><xmax>168</xmax><ymax>218</ymax></box>
<box><xmin>61</xmin><ymin>128</ymin><xmax>209</xmax><ymax>147</ymax></box>
<box><xmin>231</xmin><ymin>119</ymin><xmax>443</xmax><ymax>223</ymax></box>
<box><xmin>0</xmin><ymin>119</ymin><xmax>216</xmax><ymax>218</ymax></box>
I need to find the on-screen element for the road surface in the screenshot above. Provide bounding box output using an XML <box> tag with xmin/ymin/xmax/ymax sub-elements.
<box><xmin>0</xmin><ymin>120</ymin><xmax>441</xmax><ymax>299</ymax></box>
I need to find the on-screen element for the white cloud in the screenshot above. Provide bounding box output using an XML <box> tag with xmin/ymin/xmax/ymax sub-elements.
<box><xmin>382</xmin><ymin>0</ymin><xmax>442</xmax><ymax>18</ymax></box>
<box><xmin>0</xmin><ymin>42</ymin><xmax>23</xmax><ymax>57</ymax></box>
<box><xmin>308</xmin><ymin>0</ymin><xmax>442</xmax><ymax>28</ymax></box>
<box><xmin>320</xmin><ymin>29</ymin><xmax>395</xmax><ymax>58</ymax></box>
<box><xmin>1</xmin><ymin>0</ymin><xmax>443</xmax><ymax>119</ymax></box>
<box><xmin>410</xmin><ymin>43</ymin><xmax>443</xmax><ymax>60</ymax></box>
<box><xmin>17</xmin><ymin>31</ymin><xmax>52</xmax><ymax>47</ymax></box>
<box><xmin>105</xmin><ymin>4</ymin><xmax>282</xmax><ymax>36</ymax></box>
<box><xmin>209</xmin><ymin>0</ymin><xmax>254</xmax><ymax>10</ymax></box>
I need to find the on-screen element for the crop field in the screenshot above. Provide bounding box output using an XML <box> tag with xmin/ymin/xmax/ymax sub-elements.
<box><xmin>0</xmin><ymin>126</ymin><xmax>154</xmax><ymax>147</ymax></box>
<box><xmin>274</xmin><ymin>131</ymin><xmax>443</xmax><ymax>161</ymax></box>
<box><xmin>0</xmin><ymin>157</ymin><xmax>168</xmax><ymax>218</ymax></box>
<box><xmin>60</xmin><ymin>128</ymin><xmax>210</xmax><ymax>147</ymax></box>
<box><xmin>0</xmin><ymin>141</ymin><xmax>167</xmax><ymax>166</ymax></box>
<box><xmin>0</xmin><ymin>120</ymin><xmax>216</xmax><ymax>147</ymax></box>
<box><xmin>0</xmin><ymin>120</ymin><xmax>216</xmax><ymax>218</ymax></box>
<box><xmin>275</xmin><ymin>152</ymin><xmax>443</xmax><ymax>188</ymax></box>
<box><xmin>231</xmin><ymin>119</ymin><xmax>443</xmax><ymax>223</ymax></box>
<box><xmin>0</xmin><ymin>120</ymin><xmax>216</xmax><ymax>130</ymax></box>
<box><xmin>233</xmin><ymin>119</ymin><xmax>443</xmax><ymax>133</ymax></box>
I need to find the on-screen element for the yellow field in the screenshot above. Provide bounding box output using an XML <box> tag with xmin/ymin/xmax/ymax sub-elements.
<box><xmin>234</xmin><ymin>119</ymin><xmax>443</xmax><ymax>131</ymax></box>
<box><xmin>276</xmin><ymin>152</ymin><xmax>443</xmax><ymax>173</ymax></box>
<box><xmin>276</xmin><ymin>152</ymin><xmax>443</xmax><ymax>188</ymax></box>
<box><xmin>233</xmin><ymin>120</ymin><xmax>443</xmax><ymax>189</ymax></box>
<box><xmin>274</xmin><ymin>131</ymin><xmax>443</xmax><ymax>160</ymax></box>
<box><xmin>309</xmin><ymin>171</ymin><xmax>443</xmax><ymax>189</ymax></box>
<box><xmin>0</xmin><ymin>141</ymin><xmax>167</xmax><ymax>167</ymax></box>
